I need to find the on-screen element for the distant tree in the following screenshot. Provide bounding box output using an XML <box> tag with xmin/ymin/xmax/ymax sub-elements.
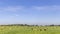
<box><xmin>31</xmin><ymin>25</ymin><xmax>35</xmax><ymax>26</ymax></box>
<box><xmin>24</xmin><ymin>24</ymin><xmax>28</xmax><ymax>26</ymax></box>
<box><xmin>19</xmin><ymin>24</ymin><xmax>24</xmax><ymax>26</ymax></box>
<box><xmin>49</xmin><ymin>24</ymin><xmax>55</xmax><ymax>26</ymax></box>
<box><xmin>57</xmin><ymin>25</ymin><xmax>60</xmax><ymax>26</ymax></box>
<box><xmin>35</xmin><ymin>25</ymin><xmax>38</xmax><ymax>26</ymax></box>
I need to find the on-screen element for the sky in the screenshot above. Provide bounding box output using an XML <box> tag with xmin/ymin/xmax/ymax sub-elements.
<box><xmin>0</xmin><ymin>0</ymin><xmax>60</xmax><ymax>25</ymax></box>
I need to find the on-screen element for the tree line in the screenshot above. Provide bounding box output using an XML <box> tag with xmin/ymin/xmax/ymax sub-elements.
<box><xmin>0</xmin><ymin>24</ymin><xmax>60</xmax><ymax>26</ymax></box>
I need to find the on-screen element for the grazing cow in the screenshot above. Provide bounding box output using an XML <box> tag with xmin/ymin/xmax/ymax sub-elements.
<box><xmin>31</xmin><ymin>28</ymin><xmax>33</xmax><ymax>30</ymax></box>
<box><xmin>31</xmin><ymin>28</ymin><xmax>38</xmax><ymax>31</ymax></box>
<box><xmin>40</xmin><ymin>29</ymin><xmax>42</xmax><ymax>31</ymax></box>
<box><xmin>44</xmin><ymin>28</ymin><xmax>47</xmax><ymax>31</ymax></box>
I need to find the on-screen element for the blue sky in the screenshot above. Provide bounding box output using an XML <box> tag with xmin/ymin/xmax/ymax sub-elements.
<box><xmin>0</xmin><ymin>0</ymin><xmax>60</xmax><ymax>25</ymax></box>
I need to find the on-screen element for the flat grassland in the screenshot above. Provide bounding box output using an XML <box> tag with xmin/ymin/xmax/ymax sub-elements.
<box><xmin>0</xmin><ymin>26</ymin><xmax>60</xmax><ymax>34</ymax></box>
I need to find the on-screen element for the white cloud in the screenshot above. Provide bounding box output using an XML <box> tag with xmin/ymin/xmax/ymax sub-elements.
<box><xmin>32</xmin><ymin>5</ymin><xmax>60</xmax><ymax>12</ymax></box>
<box><xmin>15</xmin><ymin>15</ymin><xmax>19</xmax><ymax>16</ymax></box>
<box><xmin>0</xmin><ymin>6</ymin><xmax>25</xmax><ymax>12</ymax></box>
<box><xmin>13</xmin><ymin>14</ymin><xmax>19</xmax><ymax>16</ymax></box>
<box><xmin>9</xmin><ymin>14</ymin><xmax>19</xmax><ymax>18</ymax></box>
<box><xmin>0</xmin><ymin>5</ymin><xmax>60</xmax><ymax>12</ymax></box>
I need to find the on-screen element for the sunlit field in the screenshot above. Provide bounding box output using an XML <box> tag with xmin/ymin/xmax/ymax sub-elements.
<box><xmin>0</xmin><ymin>25</ymin><xmax>60</xmax><ymax>34</ymax></box>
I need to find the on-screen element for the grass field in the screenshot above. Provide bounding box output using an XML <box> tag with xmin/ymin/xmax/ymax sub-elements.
<box><xmin>0</xmin><ymin>25</ymin><xmax>60</xmax><ymax>34</ymax></box>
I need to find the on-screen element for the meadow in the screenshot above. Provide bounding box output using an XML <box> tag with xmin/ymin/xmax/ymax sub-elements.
<box><xmin>0</xmin><ymin>25</ymin><xmax>60</xmax><ymax>34</ymax></box>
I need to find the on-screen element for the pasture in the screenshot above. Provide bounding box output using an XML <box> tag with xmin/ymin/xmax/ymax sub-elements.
<box><xmin>0</xmin><ymin>25</ymin><xmax>60</xmax><ymax>34</ymax></box>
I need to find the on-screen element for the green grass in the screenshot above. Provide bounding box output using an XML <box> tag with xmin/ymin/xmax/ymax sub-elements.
<box><xmin>0</xmin><ymin>26</ymin><xmax>60</xmax><ymax>34</ymax></box>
